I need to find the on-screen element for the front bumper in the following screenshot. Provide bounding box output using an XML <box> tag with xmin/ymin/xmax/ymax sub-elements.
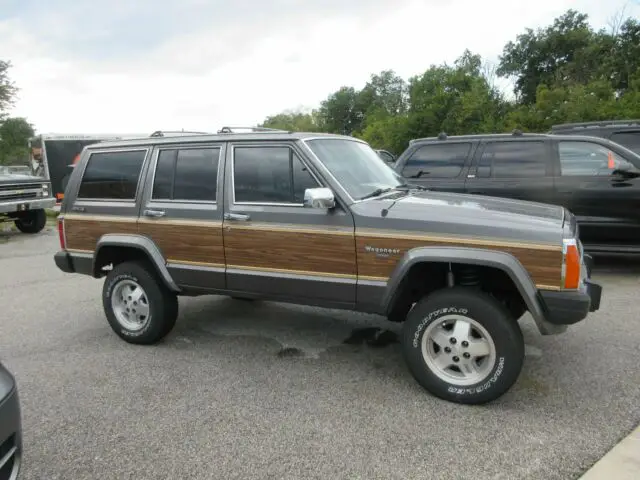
<box><xmin>538</xmin><ymin>253</ymin><xmax>603</xmax><ymax>326</ymax></box>
<box><xmin>0</xmin><ymin>197</ymin><xmax>56</xmax><ymax>214</ymax></box>
<box><xmin>0</xmin><ymin>365</ymin><xmax>22</xmax><ymax>480</ymax></box>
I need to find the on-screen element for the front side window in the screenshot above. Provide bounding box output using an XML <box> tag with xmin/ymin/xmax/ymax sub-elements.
<box><xmin>402</xmin><ymin>143</ymin><xmax>471</xmax><ymax>178</ymax></box>
<box><xmin>152</xmin><ymin>147</ymin><xmax>220</xmax><ymax>201</ymax></box>
<box><xmin>305</xmin><ymin>138</ymin><xmax>404</xmax><ymax>200</ymax></box>
<box><xmin>477</xmin><ymin>141</ymin><xmax>547</xmax><ymax>178</ymax></box>
<box><xmin>558</xmin><ymin>141</ymin><xmax>634</xmax><ymax>176</ymax></box>
<box><xmin>233</xmin><ymin>145</ymin><xmax>319</xmax><ymax>204</ymax></box>
<box><xmin>77</xmin><ymin>149</ymin><xmax>146</xmax><ymax>199</ymax></box>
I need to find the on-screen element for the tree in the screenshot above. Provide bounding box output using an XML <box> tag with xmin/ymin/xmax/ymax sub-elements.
<box><xmin>260</xmin><ymin>110</ymin><xmax>322</xmax><ymax>132</ymax></box>
<box><xmin>260</xmin><ymin>9</ymin><xmax>640</xmax><ymax>154</ymax></box>
<box><xmin>497</xmin><ymin>10</ymin><xmax>597</xmax><ymax>104</ymax></box>
<box><xmin>0</xmin><ymin>117</ymin><xmax>35</xmax><ymax>165</ymax></box>
<box><xmin>0</xmin><ymin>60</ymin><xmax>18</xmax><ymax>119</ymax></box>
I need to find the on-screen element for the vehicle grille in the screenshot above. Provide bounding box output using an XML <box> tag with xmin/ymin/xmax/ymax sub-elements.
<box><xmin>0</xmin><ymin>183</ymin><xmax>41</xmax><ymax>202</ymax></box>
<box><xmin>0</xmin><ymin>433</ymin><xmax>17</xmax><ymax>480</ymax></box>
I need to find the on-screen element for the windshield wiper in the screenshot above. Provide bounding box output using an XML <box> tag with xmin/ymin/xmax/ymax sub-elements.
<box><xmin>396</xmin><ymin>183</ymin><xmax>429</xmax><ymax>191</ymax></box>
<box><xmin>360</xmin><ymin>187</ymin><xmax>394</xmax><ymax>200</ymax></box>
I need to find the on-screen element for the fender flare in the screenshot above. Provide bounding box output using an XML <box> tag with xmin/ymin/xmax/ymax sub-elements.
<box><xmin>93</xmin><ymin>234</ymin><xmax>180</xmax><ymax>293</ymax></box>
<box><xmin>381</xmin><ymin>246</ymin><xmax>562</xmax><ymax>335</ymax></box>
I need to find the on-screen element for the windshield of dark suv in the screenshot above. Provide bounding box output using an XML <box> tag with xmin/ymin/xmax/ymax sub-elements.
<box><xmin>304</xmin><ymin>138</ymin><xmax>404</xmax><ymax>200</ymax></box>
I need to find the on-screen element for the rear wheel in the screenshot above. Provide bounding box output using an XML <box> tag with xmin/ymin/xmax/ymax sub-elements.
<box><xmin>402</xmin><ymin>287</ymin><xmax>524</xmax><ymax>404</ymax></box>
<box><xmin>102</xmin><ymin>261</ymin><xmax>178</xmax><ymax>345</ymax></box>
<box><xmin>14</xmin><ymin>209</ymin><xmax>47</xmax><ymax>234</ymax></box>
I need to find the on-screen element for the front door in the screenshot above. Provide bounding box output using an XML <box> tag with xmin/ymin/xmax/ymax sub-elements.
<box><xmin>138</xmin><ymin>142</ymin><xmax>226</xmax><ymax>290</ymax></box>
<box><xmin>398</xmin><ymin>142</ymin><xmax>474</xmax><ymax>193</ymax></box>
<box><xmin>552</xmin><ymin>139</ymin><xmax>640</xmax><ymax>249</ymax></box>
<box><xmin>222</xmin><ymin>141</ymin><xmax>357</xmax><ymax>307</ymax></box>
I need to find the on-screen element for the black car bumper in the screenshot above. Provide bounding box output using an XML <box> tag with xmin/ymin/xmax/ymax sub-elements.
<box><xmin>539</xmin><ymin>279</ymin><xmax>603</xmax><ymax>326</ymax></box>
<box><xmin>54</xmin><ymin>250</ymin><xmax>75</xmax><ymax>273</ymax></box>
<box><xmin>54</xmin><ymin>250</ymin><xmax>93</xmax><ymax>276</ymax></box>
<box><xmin>0</xmin><ymin>365</ymin><xmax>22</xmax><ymax>480</ymax></box>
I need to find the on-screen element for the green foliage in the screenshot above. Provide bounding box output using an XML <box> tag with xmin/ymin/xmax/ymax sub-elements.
<box><xmin>261</xmin><ymin>8</ymin><xmax>640</xmax><ymax>155</ymax></box>
<box><xmin>0</xmin><ymin>60</ymin><xmax>38</xmax><ymax>166</ymax></box>
<box><xmin>0</xmin><ymin>117</ymin><xmax>35</xmax><ymax>165</ymax></box>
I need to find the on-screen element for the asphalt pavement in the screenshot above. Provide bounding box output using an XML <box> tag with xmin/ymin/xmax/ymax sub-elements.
<box><xmin>1</xmin><ymin>225</ymin><xmax>639</xmax><ymax>480</ymax></box>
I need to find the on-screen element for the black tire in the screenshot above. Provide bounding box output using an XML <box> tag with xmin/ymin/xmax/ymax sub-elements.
<box><xmin>402</xmin><ymin>287</ymin><xmax>524</xmax><ymax>405</ymax></box>
<box><xmin>14</xmin><ymin>209</ymin><xmax>47</xmax><ymax>234</ymax></box>
<box><xmin>102</xmin><ymin>261</ymin><xmax>179</xmax><ymax>345</ymax></box>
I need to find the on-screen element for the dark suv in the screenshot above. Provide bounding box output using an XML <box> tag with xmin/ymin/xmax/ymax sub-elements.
<box><xmin>551</xmin><ymin>120</ymin><xmax>640</xmax><ymax>154</ymax></box>
<box><xmin>393</xmin><ymin>131</ymin><xmax>640</xmax><ymax>256</ymax></box>
<box><xmin>53</xmin><ymin>127</ymin><xmax>602</xmax><ymax>405</ymax></box>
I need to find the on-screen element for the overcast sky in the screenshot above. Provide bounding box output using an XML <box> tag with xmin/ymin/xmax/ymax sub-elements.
<box><xmin>1</xmin><ymin>0</ymin><xmax>638</xmax><ymax>134</ymax></box>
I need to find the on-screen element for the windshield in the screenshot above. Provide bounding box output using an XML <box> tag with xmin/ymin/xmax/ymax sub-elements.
<box><xmin>305</xmin><ymin>138</ymin><xmax>404</xmax><ymax>200</ymax></box>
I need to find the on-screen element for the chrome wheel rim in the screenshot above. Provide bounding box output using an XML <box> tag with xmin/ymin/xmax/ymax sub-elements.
<box><xmin>421</xmin><ymin>314</ymin><xmax>497</xmax><ymax>386</ymax></box>
<box><xmin>111</xmin><ymin>279</ymin><xmax>150</xmax><ymax>331</ymax></box>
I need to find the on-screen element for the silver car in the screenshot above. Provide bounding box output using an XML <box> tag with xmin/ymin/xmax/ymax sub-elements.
<box><xmin>0</xmin><ymin>360</ymin><xmax>21</xmax><ymax>479</ymax></box>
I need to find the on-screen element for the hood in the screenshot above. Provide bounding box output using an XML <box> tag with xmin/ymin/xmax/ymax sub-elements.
<box><xmin>352</xmin><ymin>190</ymin><xmax>565</xmax><ymax>245</ymax></box>
<box><xmin>0</xmin><ymin>172</ymin><xmax>42</xmax><ymax>186</ymax></box>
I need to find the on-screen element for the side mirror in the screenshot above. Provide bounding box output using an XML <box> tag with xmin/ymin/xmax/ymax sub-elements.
<box><xmin>303</xmin><ymin>187</ymin><xmax>335</xmax><ymax>209</ymax></box>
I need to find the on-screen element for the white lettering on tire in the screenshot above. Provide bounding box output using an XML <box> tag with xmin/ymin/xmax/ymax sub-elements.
<box><xmin>447</xmin><ymin>357</ymin><xmax>505</xmax><ymax>395</ymax></box>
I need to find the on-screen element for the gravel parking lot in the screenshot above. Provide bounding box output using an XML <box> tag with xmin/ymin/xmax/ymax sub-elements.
<box><xmin>1</xmin><ymin>225</ymin><xmax>639</xmax><ymax>480</ymax></box>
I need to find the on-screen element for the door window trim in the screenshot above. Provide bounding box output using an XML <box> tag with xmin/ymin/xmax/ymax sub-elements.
<box><xmin>148</xmin><ymin>144</ymin><xmax>223</xmax><ymax>205</ymax></box>
<box><xmin>75</xmin><ymin>147</ymin><xmax>150</xmax><ymax>203</ymax></box>
<box><xmin>229</xmin><ymin>142</ymin><xmax>323</xmax><ymax>207</ymax></box>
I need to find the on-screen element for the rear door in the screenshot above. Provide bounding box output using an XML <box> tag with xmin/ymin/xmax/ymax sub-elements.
<box><xmin>551</xmin><ymin>139</ymin><xmax>640</xmax><ymax>249</ymax></box>
<box><xmin>464</xmin><ymin>139</ymin><xmax>555</xmax><ymax>204</ymax></box>
<box><xmin>62</xmin><ymin>147</ymin><xmax>149</xmax><ymax>253</ymax></box>
<box><xmin>397</xmin><ymin>142</ymin><xmax>475</xmax><ymax>192</ymax></box>
<box><xmin>137</xmin><ymin>142</ymin><xmax>226</xmax><ymax>291</ymax></box>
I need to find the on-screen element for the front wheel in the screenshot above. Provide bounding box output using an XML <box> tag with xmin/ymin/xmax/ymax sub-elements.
<box><xmin>402</xmin><ymin>287</ymin><xmax>524</xmax><ymax>405</ymax></box>
<box><xmin>14</xmin><ymin>209</ymin><xmax>47</xmax><ymax>234</ymax></box>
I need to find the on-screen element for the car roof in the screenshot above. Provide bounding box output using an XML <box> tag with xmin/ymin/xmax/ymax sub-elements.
<box><xmin>83</xmin><ymin>130</ymin><xmax>357</xmax><ymax>150</ymax></box>
<box><xmin>408</xmin><ymin>131</ymin><xmax>622</xmax><ymax>145</ymax></box>
<box><xmin>551</xmin><ymin>120</ymin><xmax>640</xmax><ymax>132</ymax></box>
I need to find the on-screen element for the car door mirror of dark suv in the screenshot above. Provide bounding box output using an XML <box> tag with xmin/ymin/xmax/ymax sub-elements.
<box><xmin>303</xmin><ymin>187</ymin><xmax>336</xmax><ymax>209</ymax></box>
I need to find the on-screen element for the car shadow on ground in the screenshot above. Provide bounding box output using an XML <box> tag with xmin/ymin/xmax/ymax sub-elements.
<box><xmin>162</xmin><ymin>295</ymin><xmax>561</xmax><ymax>404</ymax></box>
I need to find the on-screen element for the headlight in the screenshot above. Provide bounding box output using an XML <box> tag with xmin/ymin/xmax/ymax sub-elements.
<box><xmin>561</xmin><ymin>238</ymin><xmax>581</xmax><ymax>290</ymax></box>
<box><xmin>42</xmin><ymin>183</ymin><xmax>49</xmax><ymax>196</ymax></box>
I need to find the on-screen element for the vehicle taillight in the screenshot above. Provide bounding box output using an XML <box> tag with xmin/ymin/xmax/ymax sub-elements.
<box><xmin>58</xmin><ymin>215</ymin><xmax>66</xmax><ymax>250</ymax></box>
<box><xmin>562</xmin><ymin>238</ymin><xmax>580</xmax><ymax>289</ymax></box>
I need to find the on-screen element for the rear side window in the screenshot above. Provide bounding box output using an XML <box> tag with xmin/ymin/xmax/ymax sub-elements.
<box><xmin>477</xmin><ymin>141</ymin><xmax>547</xmax><ymax>178</ymax></box>
<box><xmin>402</xmin><ymin>143</ymin><xmax>471</xmax><ymax>178</ymax></box>
<box><xmin>77</xmin><ymin>149</ymin><xmax>146</xmax><ymax>199</ymax></box>
<box><xmin>152</xmin><ymin>147</ymin><xmax>220</xmax><ymax>202</ymax></box>
<box><xmin>610</xmin><ymin>132</ymin><xmax>640</xmax><ymax>154</ymax></box>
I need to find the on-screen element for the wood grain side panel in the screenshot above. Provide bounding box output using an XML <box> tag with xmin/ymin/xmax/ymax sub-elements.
<box><xmin>65</xmin><ymin>217</ymin><xmax>138</xmax><ymax>251</ymax></box>
<box><xmin>355</xmin><ymin>235</ymin><xmax>563</xmax><ymax>287</ymax></box>
<box><xmin>224</xmin><ymin>226</ymin><xmax>357</xmax><ymax>276</ymax></box>
<box><xmin>138</xmin><ymin>220</ymin><xmax>224</xmax><ymax>265</ymax></box>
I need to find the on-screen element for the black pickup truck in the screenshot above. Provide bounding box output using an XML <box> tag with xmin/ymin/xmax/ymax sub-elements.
<box><xmin>393</xmin><ymin>130</ymin><xmax>640</xmax><ymax>256</ymax></box>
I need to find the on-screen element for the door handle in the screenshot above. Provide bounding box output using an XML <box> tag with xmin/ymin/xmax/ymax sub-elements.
<box><xmin>143</xmin><ymin>209</ymin><xmax>166</xmax><ymax>218</ymax></box>
<box><xmin>224</xmin><ymin>212</ymin><xmax>251</xmax><ymax>221</ymax></box>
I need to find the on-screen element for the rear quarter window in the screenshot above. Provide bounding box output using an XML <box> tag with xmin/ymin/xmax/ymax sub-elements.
<box><xmin>610</xmin><ymin>131</ymin><xmax>640</xmax><ymax>155</ymax></box>
<box><xmin>77</xmin><ymin>149</ymin><xmax>147</xmax><ymax>200</ymax></box>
